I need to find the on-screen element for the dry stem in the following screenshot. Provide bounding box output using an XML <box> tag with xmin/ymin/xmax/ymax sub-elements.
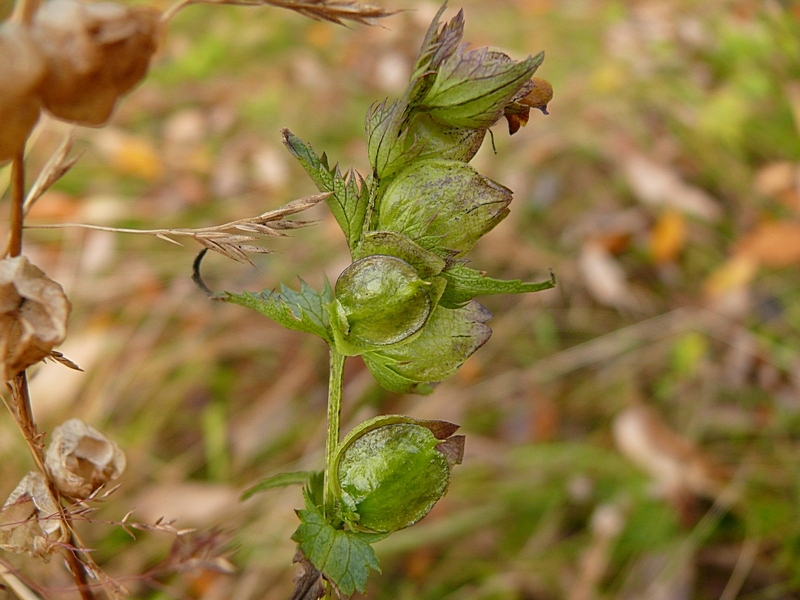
<box><xmin>3</xmin><ymin>148</ymin><xmax>102</xmax><ymax>600</ymax></box>
<box><xmin>6</xmin><ymin>152</ymin><xmax>26</xmax><ymax>258</ymax></box>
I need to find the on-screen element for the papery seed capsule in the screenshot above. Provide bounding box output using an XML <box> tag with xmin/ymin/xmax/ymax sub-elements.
<box><xmin>31</xmin><ymin>0</ymin><xmax>161</xmax><ymax>126</ymax></box>
<box><xmin>0</xmin><ymin>23</ymin><xmax>46</xmax><ymax>162</ymax></box>
<box><xmin>334</xmin><ymin>255</ymin><xmax>432</xmax><ymax>346</ymax></box>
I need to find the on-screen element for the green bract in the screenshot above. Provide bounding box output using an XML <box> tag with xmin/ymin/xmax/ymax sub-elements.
<box><xmin>420</xmin><ymin>48</ymin><xmax>544</xmax><ymax>130</ymax></box>
<box><xmin>377</xmin><ymin>159</ymin><xmax>511</xmax><ymax>258</ymax></box>
<box><xmin>333</xmin><ymin>255</ymin><xmax>433</xmax><ymax>346</ymax></box>
<box><xmin>332</xmin><ymin>416</ymin><xmax>464</xmax><ymax>532</ymax></box>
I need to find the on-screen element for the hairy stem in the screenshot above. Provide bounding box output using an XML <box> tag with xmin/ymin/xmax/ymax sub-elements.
<box><xmin>323</xmin><ymin>349</ymin><xmax>346</xmax><ymax>517</ymax></box>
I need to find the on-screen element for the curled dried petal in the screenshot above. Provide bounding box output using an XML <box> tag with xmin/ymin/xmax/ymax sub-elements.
<box><xmin>0</xmin><ymin>256</ymin><xmax>71</xmax><ymax>381</ymax></box>
<box><xmin>31</xmin><ymin>0</ymin><xmax>162</xmax><ymax>126</ymax></box>
<box><xmin>0</xmin><ymin>472</ymin><xmax>69</xmax><ymax>559</ymax></box>
<box><xmin>45</xmin><ymin>418</ymin><xmax>126</xmax><ymax>499</ymax></box>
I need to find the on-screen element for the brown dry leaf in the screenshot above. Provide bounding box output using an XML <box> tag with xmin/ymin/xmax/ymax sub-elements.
<box><xmin>0</xmin><ymin>256</ymin><xmax>71</xmax><ymax>382</ymax></box>
<box><xmin>291</xmin><ymin>549</ymin><xmax>326</xmax><ymax>600</ymax></box>
<box><xmin>754</xmin><ymin>161</ymin><xmax>798</xmax><ymax>198</ymax></box>
<box><xmin>621</xmin><ymin>154</ymin><xmax>722</xmax><ymax>221</ymax></box>
<box><xmin>94</xmin><ymin>128</ymin><xmax>164</xmax><ymax>181</ymax></box>
<box><xmin>612</xmin><ymin>405</ymin><xmax>729</xmax><ymax>500</ymax></box>
<box><xmin>734</xmin><ymin>221</ymin><xmax>800</xmax><ymax>268</ymax></box>
<box><xmin>703</xmin><ymin>254</ymin><xmax>757</xmax><ymax>300</ymax></box>
<box><xmin>31</xmin><ymin>0</ymin><xmax>162</xmax><ymax>126</ymax></box>
<box><xmin>0</xmin><ymin>22</ymin><xmax>46</xmax><ymax>163</ymax></box>
<box><xmin>0</xmin><ymin>472</ymin><xmax>69</xmax><ymax>559</ymax></box>
<box><xmin>579</xmin><ymin>241</ymin><xmax>634</xmax><ymax>309</ymax></box>
<box><xmin>649</xmin><ymin>210</ymin><xmax>687</xmax><ymax>264</ymax></box>
<box><xmin>44</xmin><ymin>418</ymin><xmax>126</xmax><ymax>500</ymax></box>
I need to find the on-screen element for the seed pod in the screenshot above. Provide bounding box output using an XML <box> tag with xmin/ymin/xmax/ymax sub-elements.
<box><xmin>45</xmin><ymin>418</ymin><xmax>127</xmax><ymax>500</ymax></box>
<box><xmin>31</xmin><ymin>0</ymin><xmax>161</xmax><ymax>126</ymax></box>
<box><xmin>0</xmin><ymin>256</ymin><xmax>71</xmax><ymax>381</ymax></box>
<box><xmin>377</xmin><ymin>160</ymin><xmax>512</xmax><ymax>257</ymax></box>
<box><xmin>333</xmin><ymin>254</ymin><xmax>434</xmax><ymax>347</ymax></box>
<box><xmin>332</xmin><ymin>416</ymin><xmax>464</xmax><ymax>532</ymax></box>
<box><xmin>0</xmin><ymin>472</ymin><xmax>69</xmax><ymax>559</ymax></box>
<box><xmin>0</xmin><ymin>23</ymin><xmax>46</xmax><ymax>163</ymax></box>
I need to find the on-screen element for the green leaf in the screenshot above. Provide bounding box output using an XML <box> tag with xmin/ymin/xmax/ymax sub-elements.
<box><xmin>241</xmin><ymin>470</ymin><xmax>319</xmax><ymax>501</ymax></box>
<box><xmin>292</xmin><ymin>502</ymin><xmax>385</xmax><ymax>597</ymax></box>
<box><xmin>440</xmin><ymin>263</ymin><xmax>557</xmax><ymax>308</ymax></box>
<box><xmin>363</xmin><ymin>301</ymin><xmax>492</xmax><ymax>394</ymax></box>
<box><xmin>225</xmin><ymin>279</ymin><xmax>333</xmax><ymax>343</ymax></box>
<box><xmin>282</xmin><ymin>129</ymin><xmax>368</xmax><ymax>249</ymax></box>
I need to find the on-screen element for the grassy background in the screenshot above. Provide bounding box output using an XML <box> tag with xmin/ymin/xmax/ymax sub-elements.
<box><xmin>3</xmin><ymin>0</ymin><xmax>800</xmax><ymax>598</ymax></box>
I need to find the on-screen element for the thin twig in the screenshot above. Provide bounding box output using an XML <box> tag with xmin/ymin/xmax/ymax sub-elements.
<box><xmin>27</xmin><ymin>193</ymin><xmax>328</xmax><ymax>264</ymax></box>
<box><xmin>162</xmin><ymin>0</ymin><xmax>397</xmax><ymax>25</ymax></box>
<box><xmin>24</xmin><ymin>131</ymin><xmax>80</xmax><ymax>216</ymax></box>
<box><xmin>63</xmin><ymin>537</ymin><xmax>96</xmax><ymax>600</ymax></box>
<box><xmin>0</xmin><ymin>561</ymin><xmax>42</xmax><ymax>600</ymax></box>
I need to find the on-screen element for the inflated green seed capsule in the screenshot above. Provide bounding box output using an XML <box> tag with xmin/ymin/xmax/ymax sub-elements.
<box><xmin>334</xmin><ymin>417</ymin><xmax>462</xmax><ymax>533</ymax></box>
<box><xmin>377</xmin><ymin>160</ymin><xmax>512</xmax><ymax>257</ymax></box>
<box><xmin>334</xmin><ymin>255</ymin><xmax>432</xmax><ymax>346</ymax></box>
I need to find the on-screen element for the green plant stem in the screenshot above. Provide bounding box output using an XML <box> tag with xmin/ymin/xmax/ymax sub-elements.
<box><xmin>323</xmin><ymin>348</ymin><xmax>346</xmax><ymax>517</ymax></box>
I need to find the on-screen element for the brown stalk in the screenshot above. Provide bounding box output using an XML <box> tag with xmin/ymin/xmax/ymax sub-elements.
<box><xmin>7</xmin><ymin>152</ymin><xmax>26</xmax><ymax>259</ymax></box>
<box><xmin>5</xmin><ymin>150</ymin><xmax>99</xmax><ymax>599</ymax></box>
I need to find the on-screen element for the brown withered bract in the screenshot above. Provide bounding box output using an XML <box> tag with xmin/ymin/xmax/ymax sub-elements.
<box><xmin>504</xmin><ymin>76</ymin><xmax>553</xmax><ymax>134</ymax></box>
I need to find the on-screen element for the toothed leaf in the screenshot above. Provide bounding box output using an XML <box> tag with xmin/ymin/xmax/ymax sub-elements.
<box><xmin>292</xmin><ymin>502</ymin><xmax>385</xmax><ymax>597</ymax></box>
<box><xmin>282</xmin><ymin>129</ymin><xmax>368</xmax><ymax>249</ymax></box>
<box><xmin>225</xmin><ymin>279</ymin><xmax>333</xmax><ymax>343</ymax></box>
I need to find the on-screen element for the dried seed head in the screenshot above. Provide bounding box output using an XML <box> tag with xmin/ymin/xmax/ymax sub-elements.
<box><xmin>0</xmin><ymin>471</ymin><xmax>69</xmax><ymax>559</ymax></box>
<box><xmin>0</xmin><ymin>256</ymin><xmax>71</xmax><ymax>381</ymax></box>
<box><xmin>31</xmin><ymin>0</ymin><xmax>161</xmax><ymax>126</ymax></box>
<box><xmin>0</xmin><ymin>23</ymin><xmax>46</xmax><ymax>162</ymax></box>
<box><xmin>45</xmin><ymin>418</ymin><xmax>126</xmax><ymax>499</ymax></box>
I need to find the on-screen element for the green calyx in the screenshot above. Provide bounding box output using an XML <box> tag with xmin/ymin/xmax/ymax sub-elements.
<box><xmin>333</xmin><ymin>254</ymin><xmax>435</xmax><ymax>347</ymax></box>
<box><xmin>375</xmin><ymin>159</ymin><xmax>512</xmax><ymax>258</ymax></box>
<box><xmin>331</xmin><ymin>415</ymin><xmax>464</xmax><ymax>533</ymax></box>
